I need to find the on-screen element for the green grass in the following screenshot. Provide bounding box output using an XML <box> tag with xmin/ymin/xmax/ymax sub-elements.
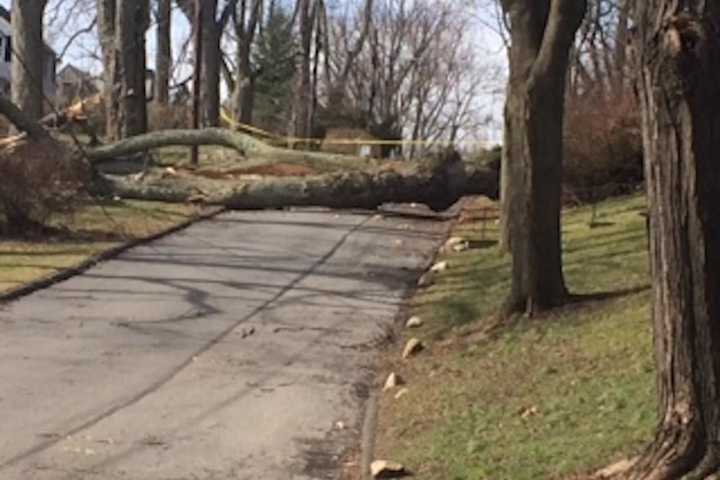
<box><xmin>375</xmin><ymin>194</ymin><xmax>656</xmax><ymax>480</ymax></box>
<box><xmin>0</xmin><ymin>200</ymin><xmax>204</xmax><ymax>293</ymax></box>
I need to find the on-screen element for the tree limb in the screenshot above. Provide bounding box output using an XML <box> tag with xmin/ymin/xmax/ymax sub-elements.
<box><xmin>0</xmin><ymin>95</ymin><xmax>51</xmax><ymax>140</ymax></box>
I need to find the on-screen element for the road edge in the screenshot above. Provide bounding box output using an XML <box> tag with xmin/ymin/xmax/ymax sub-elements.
<box><xmin>358</xmin><ymin>200</ymin><xmax>467</xmax><ymax>480</ymax></box>
<box><xmin>0</xmin><ymin>205</ymin><xmax>226</xmax><ymax>304</ymax></box>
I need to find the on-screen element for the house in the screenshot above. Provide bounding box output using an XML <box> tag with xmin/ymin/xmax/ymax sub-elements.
<box><xmin>321</xmin><ymin>128</ymin><xmax>383</xmax><ymax>158</ymax></box>
<box><xmin>56</xmin><ymin>64</ymin><xmax>100</xmax><ymax>107</ymax></box>
<box><xmin>0</xmin><ymin>6</ymin><xmax>57</xmax><ymax>100</ymax></box>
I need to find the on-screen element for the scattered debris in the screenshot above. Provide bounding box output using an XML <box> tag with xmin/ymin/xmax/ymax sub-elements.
<box><xmin>430</xmin><ymin>261</ymin><xmax>449</xmax><ymax>273</ymax></box>
<box><xmin>405</xmin><ymin>316</ymin><xmax>423</xmax><ymax>328</ymax></box>
<box><xmin>595</xmin><ymin>458</ymin><xmax>638</xmax><ymax>478</ymax></box>
<box><xmin>371</xmin><ymin>459</ymin><xmax>408</xmax><ymax>478</ymax></box>
<box><xmin>394</xmin><ymin>388</ymin><xmax>409</xmax><ymax>400</ymax></box>
<box><xmin>442</xmin><ymin>236</ymin><xmax>466</xmax><ymax>251</ymax></box>
<box><xmin>141</xmin><ymin>435</ymin><xmax>167</xmax><ymax>447</ymax></box>
<box><xmin>452</xmin><ymin>241</ymin><xmax>470</xmax><ymax>253</ymax></box>
<box><xmin>383</xmin><ymin>372</ymin><xmax>404</xmax><ymax>391</ymax></box>
<box><xmin>402</xmin><ymin>338</ymin><xmax>424</xmax><ymax>359</ymax></box>
<box><xmin>417</xmin><ymin>271</ymin><xmax>435</xmax><ymax>288</ymax></box>
<box><xmin>519</xmin><ymin>406</ymin><xmax>541</xmax><ymax>419</ymax></box>
<box><xmin>240</xmin><ymin>326</ymin><xmax>256</xmax><ymax>338</ymax></box>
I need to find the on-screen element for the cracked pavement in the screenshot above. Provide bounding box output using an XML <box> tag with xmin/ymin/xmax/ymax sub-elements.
<box><xmin>0</xmin><ymin>208</ymin><xmax>448</xmax><ymax>480</ymax></box>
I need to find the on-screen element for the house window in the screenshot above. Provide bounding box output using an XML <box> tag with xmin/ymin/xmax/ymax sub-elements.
<box><xmin>5</xmin><ymin>36</ymin><xmax>11</xmax><ymax>63</ymax></box>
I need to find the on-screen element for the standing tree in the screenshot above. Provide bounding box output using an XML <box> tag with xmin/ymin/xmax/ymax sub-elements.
<box><xmin>498</xmin><ymin>0</ymin><xmax>587</xmax><ymax>315</ymax></box>
<box><xmin>252</xmin><ymin>2</ymin><xmax>296</xmax><ymax>131</ymax></box>
<box><xmin>97</xmin><ymin>0</ymin><xmax>150</xmax><ymax>139</ymax></box>
<box><xmin>97</xmin><ymin>0</ymin><xmax>119</xmax><ymax>137</ymax></box>
<box><xmin>11</xmin><ymin>0</ymin><xmax>48</xmax><ymax>121</ymax></box>
<box><xmin>232</xmin><ymin>0</ymin><xmax>263</xmax><ymax>125</ymax></box>
<box><xmin>177</xmin><ymin>0</ymin><xmax>236</xmax><ymax>127</ymax></box>
<box><xmin>154</xmin><ymin>0</ymin><xmax>172</xmax><ymax>105</ymax></box>
<box><xmin>625</xmin><ymin>3</ymin><xmax>720</xmax><ymax>479</ymax></box>
<box><xmin>116</xmin><ymin>0</ymin><xmax>150</xmax><ymax>137</ymax></box>
<box><xmin>291</xmin><ymin>0</ymin><xmax>315</xmax><ymax>140</ymax></box>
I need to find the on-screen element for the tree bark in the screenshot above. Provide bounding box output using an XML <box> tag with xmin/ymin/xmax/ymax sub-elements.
<box><xmin>292</xmin><ymin>0</ymin><xmax>314</xmax><ymax>140</ymax></box>
<box><xmin>116</xmin><ymin>0</ymin><xmax>149</xmax><ymax>137</ymax></box>
<box><xmin>625</xmin><ymin>4</ymin><xmax>720</xmax><ymax>480</ymax></box>
<box><xmin>11</xmin><ymin>0</ymin><xmax>48</xmax><ymax>122</ymax></box>
<box><xmin>97</xmin><ymin>0</ymin><xmax>119</xmax><ymax>139</ymax></box>
<box><xmin>102</xmin><ymin>155</ymin><xmax>498</xmax><ymax>212</ymax></box>
<box><xmin>154</xmin><ymin>0</ymin><xmax>172</xmax><ymax>105</ymax></box>
<box><xmin>232</xmin><ymin>0</ymin><xmax>262</xmax><ymax>125</ymax></box>
<box><xmin>0</xmin><ymin>95</ymin><xmax>51</xmax><ymax>141</ymax></box>
<box><xmin>86</xmin><ymin>127</ymin><xmax>270</xmax><ymax>161</ymax></box>
<box><xmin>200</xmin><ymin>2</ymin><xmax>222</xmax><ymax>127</ymax></box>
<box><xmin>499</xmin><ymin>0</ymin><xmax>586</xmax><ymax>315</ymax></box>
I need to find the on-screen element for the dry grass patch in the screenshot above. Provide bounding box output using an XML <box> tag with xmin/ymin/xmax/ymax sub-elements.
<box><xmin>0</xmin><ymin>199</ymin><xmax>206</xmax><ymax>293</ymax></box>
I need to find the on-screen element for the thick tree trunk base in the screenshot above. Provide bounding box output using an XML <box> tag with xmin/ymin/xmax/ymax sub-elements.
<box><xmin>501</xmin><ymin>287</ymin><xmax>569</xmax><ymax>318</ymax></box>
<box><xmin>624</xmin><ymin>424</ymin><xmax>704</xmax><ymax>480</ymax></box>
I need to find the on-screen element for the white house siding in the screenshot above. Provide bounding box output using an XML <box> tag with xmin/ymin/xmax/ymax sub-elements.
<box><xmin>0</xmin><ymin>13</ymin><xmax>56</xmax><ymax>99</ymax></box>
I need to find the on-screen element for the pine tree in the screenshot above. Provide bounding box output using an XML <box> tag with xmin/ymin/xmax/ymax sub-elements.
<box><xmin>252</xmin><ymin>2</ymin><xmax>296</xmax><ymax>133</ymax></box>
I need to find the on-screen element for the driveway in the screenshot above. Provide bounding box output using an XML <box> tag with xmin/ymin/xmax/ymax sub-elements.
<box><xmin>0</xmin><ymin>208</ymin><xmax>448</xmax><ymax>479</ymax></box>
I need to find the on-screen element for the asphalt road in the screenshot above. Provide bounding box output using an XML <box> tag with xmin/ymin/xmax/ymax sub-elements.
<box><xmin>0</xmin><ymin>208</ymin><xmax>448</xmax><ymax>480</ymax></box>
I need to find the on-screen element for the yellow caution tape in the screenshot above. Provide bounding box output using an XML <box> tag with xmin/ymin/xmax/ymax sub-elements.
<box><xmin>220</xmin><ymin>108</ymin><xmax>490</xmax><ymax>148</ymax></box>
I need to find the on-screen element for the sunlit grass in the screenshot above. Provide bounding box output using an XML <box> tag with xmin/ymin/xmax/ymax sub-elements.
<box><xmin>375</xmin><ymin>194</ymin><xmax>655</xmax><ymax>480</ymax></box>
<box><xmin>0</xmin><ymin>200</ymin><xmax>203</xmax><ymax>293</ymax></box>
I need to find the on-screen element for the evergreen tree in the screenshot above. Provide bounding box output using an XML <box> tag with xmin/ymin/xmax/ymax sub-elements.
<box><xmin>252</xmin><ymin>2</ymin><xmax>296</xmax><ymax>133</ymax></box>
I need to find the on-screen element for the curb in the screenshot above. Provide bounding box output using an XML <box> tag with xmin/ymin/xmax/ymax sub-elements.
<box><xmin>360</xmin><ymin>390</ymin><xmax>379</xmax><ymax>480</ymax></box>
<box><xmin>0</xmin><ymin>205</ymin><xmax>226</xmax><ymax>304</ymax></box>
<box><xmin>358</xmin><ymin>199</ymin><xmax>470</xmax><ymax>479</ymax></box>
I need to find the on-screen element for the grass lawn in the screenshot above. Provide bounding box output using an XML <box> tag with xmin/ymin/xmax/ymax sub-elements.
<box><xmin>375</xmin><ymin>194</ymin><xmax>656</xmax><ymax>480</ymax></box>
<box><xmin>0</xmin><ymin>200</ymin><xmax>206</xmax><ymax>294</ymax></box>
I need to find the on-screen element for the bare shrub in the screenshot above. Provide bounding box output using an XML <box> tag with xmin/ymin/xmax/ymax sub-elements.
<box><xmin>563</xmin><ymin>91</ymin><xmax>643</xmax><ymax>203</ymax></box>
<box><xmin>0</xmin><ymin>139</ymin><xmax>90</xmax><ymax>235</ymax></box>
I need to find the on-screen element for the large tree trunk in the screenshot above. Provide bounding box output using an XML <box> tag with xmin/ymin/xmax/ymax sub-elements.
<box><xmin>201</xmin><ymin>2</ymin><xmax>222</xmax><ymax>127</ymax></box>
<box><xmin>626</xmin><ymin>4</ymin><xmax>720</xmax><ymax>480</ymax></box>
<box><xmin>116</xmin><ymin>0</ymin><xmax>149</xmax><ymax>137</ymax></box>
<box><xmin>233</xmin><ymin>57</ymin><xmax>255</xmax><ymax>125</ymax></box>
<box><xmin>292</xmin><ymin>0</ymin><xmax>314</xmax><ymax>140</ymax></box>
<box><xmin>499</xmin><ymin>0</ymin><xmax>586</xmax><ymax>315</ymax></box>
<box><xmin>102</xmin><ymin>154</ymin><xmax>497</xmax><ymax>212</ymax></box>
<box><xmin>232</xmin><ymin>0</ymin><xmax>262</xmax><ymax>125</ymax></box>
<box><xmin>97</xmin><ymin>0</ymin><xmax>120</xmax><ymax>139</ymax></box>
<box><xmin>154</xmin><ymin>0</ymin><xmax>172</xmax><ymax>105</ymax></box>
<box><xmin>11</xmin><ymin>0</ymin><xmax>48</xmax><ymax>122</ymax></box>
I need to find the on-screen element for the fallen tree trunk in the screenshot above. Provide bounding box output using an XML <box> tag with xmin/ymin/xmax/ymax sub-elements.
<box><xmin>0</xmin><ymin>97</ymin><xmax>498</xmax><ymax>212</ymax></box>
<box><xmin>102</xmin><ymin>160</ymin><xmax>498</xmax><ymax>212</ymax></box>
